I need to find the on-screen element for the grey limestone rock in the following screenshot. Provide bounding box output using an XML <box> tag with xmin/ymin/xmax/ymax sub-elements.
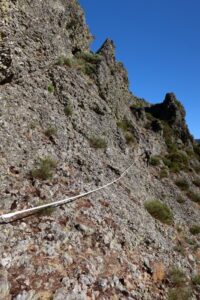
<box><xmin>0</xmin><ymin>0</ymin><xmax>200</xmax><ymax>299</ymax></box>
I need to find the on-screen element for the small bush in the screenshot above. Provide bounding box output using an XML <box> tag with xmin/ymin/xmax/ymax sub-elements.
<box><xmin>44</xmin><ymin>126</ymin><xmax>57</xmax><ymax>138</ymax></box>
<box><xmin>57</xmin><ymin>56</ymin><xmax>73</xmax><ymax>67</ymax></box>
<box><xmin>89</xmin><ymin>137</ymin><xmax>107</xmax><ymax>149</ymax></box>
<box><xmin>117</xmin><ymin>118</ymin><xmax>133</xmax><ymax>132</ymax></box>
<box><xmin>192</xmin><ymin>274</ymin><xmax>200</xmax><ymax>286</ymax></box>
<box><xmin>30</xmin><ymin>122</ymin><xmax>37</xmax><ymax>129</ymax></box>
<box><xmin>76</xmin><ymin>51</ymin><xmax>102</xmax><ymax>64</ymax></box>
<box><xmin>175</xmin><ymin>179</ymin><xmax>190</xmax><ymax>191</ymax></box>
<box><xmin>64</xmin><ymin>103</ymin><xmax>73</xmax><ymax>116</ymax></box>
<box><xmin>164</xmin><ymin>151</ymin><xmax>189</xmax><ymax>173</ymax></box>
<box><xmin>168</xmin><ymin>287</ymin><xmax>192</xmax><ymax>300</ymax></box>
<box><xmin>31</xmin><ymin>157</ymin><xmax>57</xmax><ymax>180</ymax></box>
<box><xmin>145</xmin><ymin>200</ymin><xmax>173</xmax><ymax>225</ymax></box>
<box><xmin>37</xmin><ymin>207</ymin><xmax>55</xmax><ymax>216</ymax></box>
<box><xmin>168</xmin><ymin>268</ymin><xmax>187</xmax><ymax>286</ymax></box>
<box><xmin>125</xmin><ymin>132</ymin><xmax>135</xmax><ymax>145</ymax></box>
<box><xmin>162</xmin><ymin>122</ymin><xmax>177</xmax><ymax>152</ymax></box>
<box><xmin>74</xmin><ymin>52</ymin><xmax>102</xmax><ymax>77</ymax></box>
<box><xmin>117</xmin><ymin>118</ymin><xmax>135</xmax><ymax>145</ymax></box>
<box><xmin>150</xmin><ymin>156</ymin><xmax>160</xmax><ymax>166</ymax></box>
<box><xmin>47</xmin><ymin>84</ymin><xmax>55</xmax><ymax>93</ymax></box>
<box><xmin>82</xmin><ymin>62</ymin><xmax>96</xmax><ymax>76</ymax></box>
<box><xmin>160</xmin><ymin>167</ymin><xmax>169</xmax><ymax>179</ymax></box>
<box><xmin>189</xmin><ymin>225</ymin><xmax>200</xmax><ymax>235</ymax></box>
<box><xmin>185</xmin><ymin>147</ymin><xmax>195</xmax><ymax>158</ymax></box>
<box><xmin>36</xmin><ymin>201</ymin><xmax>55</xmax><ymax>216</ymax></box>
<box><xmin>185</xmin><ymin>237</ymin><xmax>196</xmax><ymax>246</ymax></box>
<box><xmin>186</xmin><ymin>190</ymin><xmax>200</xmax><ymax>204</ymax></box>
<box><xmin>176</xmin><ymin>195</ymin><xmax>185</xmax><ymax>204</ymax></box>
<box><xmin>174</xmin><ymin>244</ymin><xmax>185</xmax><ymax>256</ymax></box>
<box><xmin>56</xmin><ymin>52</ymin><xmax>102</xmax><ymax>78</ymax></box>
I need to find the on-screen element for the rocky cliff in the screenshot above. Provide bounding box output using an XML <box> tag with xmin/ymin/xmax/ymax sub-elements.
<box><xmin>0</xmin><ymin>1</ymin><xmax>200</xmax><ymax>299</ymax></box>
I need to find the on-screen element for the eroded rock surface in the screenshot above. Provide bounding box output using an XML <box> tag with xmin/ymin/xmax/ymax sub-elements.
<box><xmin>0</xmin><ymin>1</ymin><xmax>200</xmax><ymax>299</ymax></box>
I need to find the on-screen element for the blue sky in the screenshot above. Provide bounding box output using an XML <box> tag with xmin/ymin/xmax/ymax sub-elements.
<box><xmin>79</xmin><ymin>0</ymin><xmax>200</xmax><ymax>138</ymax></box>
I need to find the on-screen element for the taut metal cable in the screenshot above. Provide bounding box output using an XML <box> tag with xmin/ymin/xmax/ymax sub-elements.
<box><xmin>0</xmin><ymin>162</ymin><xmax>135</xmax><ymax>224</ymax></box>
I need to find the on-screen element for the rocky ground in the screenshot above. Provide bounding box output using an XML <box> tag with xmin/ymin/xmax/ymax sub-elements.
<box><xmin>0</xmin><ymin>0</ymin><xmax>200</xmax><ymax>299</ymax></box>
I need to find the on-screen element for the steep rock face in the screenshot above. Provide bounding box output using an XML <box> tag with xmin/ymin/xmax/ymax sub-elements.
<box><xmin>0</xmin><ymin>0</ymin><xmax>92</xmax><ymax>84</ymax></box>
<box><xmin>95</xmin><ymin>39</ymin><xmax>130</xmax><ymax>117</ymax></box>
<box><xmin>0</xmin><ymin>1</ymin><xmax>200</xmax><ymax>299</ymax></box>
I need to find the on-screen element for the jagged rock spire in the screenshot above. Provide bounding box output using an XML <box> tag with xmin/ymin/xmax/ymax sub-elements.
<box><xmin>97</xmin><ymin>39</ymin><xmax>116</xmax><ymax>65</ymax></box>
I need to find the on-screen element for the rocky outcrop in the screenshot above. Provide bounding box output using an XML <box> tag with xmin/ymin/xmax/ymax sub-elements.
<box><xmin>145</xmin><ymin>93</ymin><xmax>193</xmax><ymax>144</ymax></box>
<box><xmin>0</xmin><ymin>0</ymin><xmax>200</xmax><ymax>299</ymax></box>
<box><xmin>95</xmin><ymin>39</ymin><xmax>130</xmax><ymax>117</ymax></box>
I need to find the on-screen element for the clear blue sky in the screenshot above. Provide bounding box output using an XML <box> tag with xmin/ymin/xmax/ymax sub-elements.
<box><xmin>79</xmin><ymin>0</ymin><xmax>200</xmax><ymax>138</ymax></box>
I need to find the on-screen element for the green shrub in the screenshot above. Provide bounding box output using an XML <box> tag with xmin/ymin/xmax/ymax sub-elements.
<box><xmin>160</xmin><ymin>167</ymin><xmax>169</xmax><ymax>179</ymax></box>
<box><xmin>89</xmin><ymin>137</ymin><xmax>107</xmax><ymax>149</ymax></box>
<box><xmin>31</xmin><ymin>157</ymin><xmax>57</xmax><ymax>180</ymax></box>
<box><xmin>117</xmin><ymin>118</ymin><xmax>135</xmax><ymax>145</ymax></box>
<box><xmin>38</xmin><ymin>206</ymin><xmax>55</xmax><ymax>216</ymax></box>
<box><xmin>175</xmin><ymin>179</ymin><xmax>190</xmax><ymax>191</ymax></box>
<box><xmin>150</xmin><ymin>156</ymin><xmax>160</xmax><ymax>166</ymax></box>
<box><xmin>36</xmin><ymin>201</ymin><xmax>55</xmax><ymax>216</ymax></box>
<box><xmin>164</xmin><ymin>151</ymin><xmax>189</xmax><ymax>173</ymax></box>
<box><xmin>174</xmin><ymin>244</ymin><xmax>185</xmax><ymax>256</ymax></box>
<box><xmin>168</xmin><ymin>268</ymin><xmax>187</xmax><ymax>286</ymax></box>
<box><xmin>192</xmin><ymin>274</ymin><xmax>200</xmax><ymax>286</ymax></box>
<box><xmin>76</xmin><ymin>51</ymin><xmax>102</xmax><ymax>64</ymax></box>
<box><xmin>145</xmin><ymin>200</ymin><xmax>173</xmax><ymax>225</ymax></box>
<box><xmin>186</xmin><ymin>190</ymin><xmax>200</xmax><ymax>204</ymax></box>
<box><xmin>44</xmin><ymin>126</ymin><xmax>57</xmax><ymax>138</ymax></box>
<box><xmin>74</xmin><ymin>52</ymin><xmax>102</xmax><ymax>77</ymax></box>
<box><xmin>185</xmin><ymin>237</ymin><xmax>196</xmax><ymax>246</ymax></box>
<box><xmin>57</xmin><ymin>56</ymin><xmax>73</xmax><ymax>67</ymax></box>
<box><xmin>56</xmin><ymin>52</ymin><xmax>102</xmax><ymax>78</ymax></box>
<box><xmin>168</xmin><ymin>287</ymin><xmax>192</xmax><ymax>300</ymax></box>
<box><xmin>162</xmin><ymin>122</ymin><xmax>177</xmax><ymax>152</ymax></box>
<box><xmin>47</xmin><ymin>84</ymin><xmax>55</xmax><ymax>93</ymax></box>
<box><xmin>117</xmin><ymin>118</ymin><xmax>133</xmax><ymax>132</ymax></box>
<box><xmin>163</xmin><ymin>160</ymin><xmax>181</xmax><ymax>173</ymax></box>
<box><xmin>82</xmin><ymin>62</ymin><xmax>96</xmax><ymax>76</ymax></box>
<box><xmin>189</xmin><ymin>225</ymin><xmax>200</xmax><ymax>235</ymax></box>
<box><xmin>125</xmin><ymin>132</ymin><xmax>135</xmax><ymax>145</ymax></box>
<box><xmin>185</xmin><ymin>147</ymin><xmax>195</xmax><ymax>158</ymax></box>
<box><xmin>176</xmin><ymin>195</ymin><xmax>185</xmax><ymax>204</ymax></box>
<box><xmin>64</xmin><ymin>102</ymin><xmax>73</xmax><ymax>116</ymax></box>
